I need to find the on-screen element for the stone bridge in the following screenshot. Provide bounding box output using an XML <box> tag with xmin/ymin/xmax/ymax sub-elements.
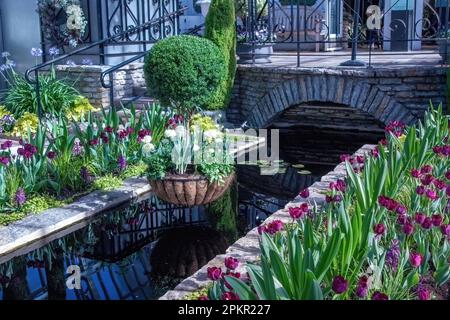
<box><xmin>226</xmin><ymin>66</ymin><xmax>447</xmax><ymax>128</ymax></box>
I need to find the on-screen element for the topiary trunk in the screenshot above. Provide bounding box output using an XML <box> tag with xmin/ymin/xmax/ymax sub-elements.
<box><xmin>204</xmin><ymin>0</ymin><xmax>237</xmax><ymax>110</ymax></box>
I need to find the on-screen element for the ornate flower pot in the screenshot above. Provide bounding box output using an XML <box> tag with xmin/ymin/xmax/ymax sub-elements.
<box><xmin>237</xmin><ymin>43</ymin><xmax>273</xmax><ymax>64</ymax></box>
<box><xmin>149</xmin><ymin>172</ymin><xmax>235</xmax><ymax>207</ymax></box>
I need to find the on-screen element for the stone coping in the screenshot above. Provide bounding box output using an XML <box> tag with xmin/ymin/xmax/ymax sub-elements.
<box><xmin>237</xmin><ymin>64</ymin><xmax>447</xmax><ymax>78</ymax></box>
<box><xmin>0</xmin><ymin>178</ymin><xmax>151</xmax><ymax>264</ymax></box>
<box><xmin>159</xmin><ymin>144</ymin><xmax>376</xmax><ymax>300</ymax></box>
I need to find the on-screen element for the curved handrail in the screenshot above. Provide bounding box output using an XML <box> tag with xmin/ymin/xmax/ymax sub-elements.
<box><xmin>100</xmin><ymin>22</ymin><xmax>206</xmax><ymax>89</ymax></box>
<box><xmin>25</xmin><ymin>7</ymin><xmax>187</xmax><ymax>84</ymax></box>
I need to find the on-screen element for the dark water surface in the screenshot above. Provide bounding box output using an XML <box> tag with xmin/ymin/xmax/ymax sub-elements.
<box><xmin>0</xmin><ymin>160</ymin><xmax>332</xmax><ymax>300</ymax></box>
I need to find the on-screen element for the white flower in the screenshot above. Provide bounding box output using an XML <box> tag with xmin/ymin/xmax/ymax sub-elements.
<box><xmin>142</xmin><ymin>135</ymin><xmax>152</xmax><ymax>144</ymax></box>
<box><xmin>66</xmin><ymin>5</ymin><xmax>82</xmax><ymax>16</ymax></box>
<box><xmin>67</xmin><ymin>15</ymin><xmax>81</xmax><ymax>30</ymax></box>
<box><xmin>204</xmin><ymin>129</ymin><xmax>222</xmax><ymax>141</ymax></box>
<box><xmin>142</xmin><ymin>143</ymin><xmax>155</xmax><ymax>155</ymax></box>
<box><xmin>193</xmin><ymin>144</ymin><xmax>200</xmax><ymax>152</ymax></box>
<box><xmin>164</xmin><ymin>129</ymin><xmax>176</xmax><ymax>139</ymax></box>
<box><xmin>175</xmin><ymin>125</ymin><xmax>186</xmax><ymax>137</ymax></box>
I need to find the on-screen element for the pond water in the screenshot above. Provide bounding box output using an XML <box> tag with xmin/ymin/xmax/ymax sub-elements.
<box><xmin>0</xmin><ymin>160</ymin><xmax>333</xmax><ymax>300</ymax></box>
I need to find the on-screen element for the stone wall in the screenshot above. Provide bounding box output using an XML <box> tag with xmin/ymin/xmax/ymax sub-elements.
<box><xmin>56</xmin><ymin>63</ymin><xmax>147</xmax><ymax>108</ymax></box>
<box><xmin>160</xmin><ymin>144</ymin><xmax>376</xmax><ymax>300</ymax></box>
<box><xmin>227</xmin><ymin>66</ymin><xmax>448</xmax><ymax>128</ymax></box>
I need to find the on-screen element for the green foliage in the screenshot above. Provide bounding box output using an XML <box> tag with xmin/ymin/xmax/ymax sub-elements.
<box><xmin>4</xmin><ymin>68</ymin><xmax>79</xmax><ymax>118</ymax></box>
<box><xmin>93</xmin><ymin>174</ymin><xmax>123</xmax><ymax>191</ymax></box>
<box><xmin>205</xmin><ymin>0</ymin><xmax>237</xmax><ymax>110</ymax></box>
<box><xmin>120</xmin><ymin>161</ymin><xmax>148</xmax><ymax>179</ymax></box>
<box><xmin>18</xmin><ymin>195</ymin><xmax>65</xmax><ymax>215</ymax></box>
<box><xmin>146</xmin><ymin>149</ymin><xmax>172</xmax><ymax>180</ymax></box>
<box><xmin>143</xmin><ymin>35</ymin><xmax>227</xmax><ymax>114</ymax></box>
<box><xmin>198</xmin><ymin>162</ymin><xmax>234</xmax><ymax>185</ymax></box>
<box><xmin>209</xmin><ymin>105</ymin><xmax>450</xmax><ymax>300</ymax></box>
<box><xmin>235</xmin><ymin>0</ymin><xmax>268</xmax><ymax>18</ymax></box>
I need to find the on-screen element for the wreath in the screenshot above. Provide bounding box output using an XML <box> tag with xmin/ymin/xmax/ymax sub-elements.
<box><xmin>37</xmin><ymin>0</ymin><xmax>88</xmax><ymax>48</ymax></box>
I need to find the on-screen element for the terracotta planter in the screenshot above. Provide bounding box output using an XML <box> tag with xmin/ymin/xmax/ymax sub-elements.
<box><xmin>149</xmin><ymin>172</ymin><xmax>235</xmax><ymax>207</ymax></box>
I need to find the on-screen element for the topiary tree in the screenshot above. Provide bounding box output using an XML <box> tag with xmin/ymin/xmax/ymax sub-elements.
<box><xmin>204</xmin><ymin>0</ymin><xmax>237</xmax><ymax>110</ymax></box>
<box><xmin>144</xmin><ymin>35</ymin><xmax>227</xmax><ymax>115</ymax></box>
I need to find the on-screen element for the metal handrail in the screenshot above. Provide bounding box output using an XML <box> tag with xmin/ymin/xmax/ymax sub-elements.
<box><xmin>24</xmin><ymin>6</ymin><xmax>187</xmax><ymax>118</ymax></box>
<box><xmin>99</xmin><ymin>22</ymin><xmax>206</xmax><ymax>107</ymax></box>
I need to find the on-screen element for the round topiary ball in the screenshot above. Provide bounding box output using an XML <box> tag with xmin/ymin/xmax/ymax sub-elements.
<box><xmin>144</xmin><ymin>35</ymin><xmax>227</xmax><ymax>114</ymax></box>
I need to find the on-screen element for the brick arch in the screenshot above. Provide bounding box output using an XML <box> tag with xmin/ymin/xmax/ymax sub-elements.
<box><xmin>247</xmin><ymin>76</ymin><xmax>416</xmax><ymax>128</ymax></box>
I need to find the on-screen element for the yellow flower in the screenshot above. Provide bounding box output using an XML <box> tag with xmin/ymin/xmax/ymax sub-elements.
<box><xmin>0</xmin><ymin>105</ymin><xmax>11</xmax><ymax>119</ymax></box>
<box><xmin>190</xmin><ymin>114</ymin><xmax>217</xmax><ymax>132</ymax></box>
<box><xmin>398</xmin><ymin>134</ymin><xmax>407</xmax><ymax>143</ymax></box>
<box><xmin>12</xmin><ymin>112</ymin><xmax>39</xmax><ymax>137</ymax></box>
<box><xmin>67</xmin><ymin>96</ymin><xmax>97</xmax><ymax>121</ymax></box>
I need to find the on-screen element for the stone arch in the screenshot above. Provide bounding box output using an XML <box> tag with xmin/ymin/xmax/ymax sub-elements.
<box><xmin>247</xmin><ymin>76</ymin><xmax>416</xmax><ymax>128</ymax></box>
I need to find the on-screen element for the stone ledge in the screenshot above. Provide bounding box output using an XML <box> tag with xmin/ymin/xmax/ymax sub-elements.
<box><xmin>159</xmin><ymin>144</ymin><xmax>376</xmax><ymax>300</ymax></box>
<box><xmin>0</xmin><ymin>177</ymin><xmax>151</xmax><ymax>263</ymax></box>
<box><xmin>236</xmin><ymin>64</ymin><xmax>447</xmax><ymax>78</ymax></box>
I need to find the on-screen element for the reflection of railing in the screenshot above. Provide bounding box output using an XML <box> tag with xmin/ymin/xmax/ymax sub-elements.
<box><xmin>240</xmin><ymin>0</ymin><xmax>449</xmax><ymax>67</ymax></box>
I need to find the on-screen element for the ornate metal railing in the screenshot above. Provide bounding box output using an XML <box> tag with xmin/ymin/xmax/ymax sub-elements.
<box><xmin>27</xmin><ymin>6</ymin><xmax>186</xmax><ymax>119</ymax></box>
<box><xmin>239</xmin><ymin>0</ymin><xmax>450</xmax><ymax>67</ymax></box>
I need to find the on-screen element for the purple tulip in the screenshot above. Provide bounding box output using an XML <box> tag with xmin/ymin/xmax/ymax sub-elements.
<box><xmin>47</xmin><ymin>151</ymin><xmax>57</xmax><ymax>160</ymax></box>
<box><xmin>414</xmin><ymin>212</ymin><xmax>426</xmax><ymax>224</ymax></box>
<box><xmin>373</xmin><ymin>223</ymin><xmax>385</xmax><ymax>236</ymax></box>
<box><xmin>431</xmin><ymin>214</ymin><xmax>443</xmax><ymax>227</ymax></box>
<box><xmin>289</xmin><ymin>206</ymin><xmax>306</xmax><ymax>220</ymax></box>
<box><xmin>420</xmin><ymin>174</ymin><xmax>434</xmax><ymax>186</ymax></box>
<box><xmin>397</xmin><ymin>214</ymin><xmax>408</xmax><ymax>225</ymax></box>
<box><xmin>207</xmin><ymin>267</ymin><xmax>222</xmax><ymax>281</ymax></box>
<box><xmin>224</xmin><ymin>257</ymin><xmax>239</xmax><ymax>271</ymax></box>
<box><xmin>425</xmin><ymin>189</ymin><xmax>439</xmax><ymax>201</ymax></box>
<box><xmin>332</xmin><ymin>276</ymin><xmax>348</xmax><ymax>294</ymax></box>
<box><xmin>409</xmin><ymin>252</ymin><xmax>423</xmax><ymax>268</ymax></box>
<box><xmin>445</xmin><ymin>171</ymin><xmax>450</xmax><ymax>180</ymax></box>
<box><xmin>402</xmin><ymin>222</ymin><xmax>414</xmax><ymax>236</ymax></box>
<box><xmin>299</xmin><ymin>188</ymin><xmax>309</xmax><ymax>199</ymax></box>
<box><xmin>395</xmin><ymin>205</ymin><xmax>407</xmax><ymax>215</ymax></box>
<box><xmin>416</xmin><ymin>186</ymin><xmax>425</xmax><ymax>195</ymax></box>
<box><xmin>433</xmin><ymin>179</ymin><xmax>446</xmax><ymax>190</ymax></box>
<box><xmin>420</xmin><ymin>165</ymin><xmax>433</xmax><ymax>175</ymax></box>
<box><xmin>440</xmin><ymin>224</ymin><xmax>450</xmax><ymax>236</ymax></box>
<box><xmin>421</xmin><ymin>217</ymin><xmax>432</xmax><ymax>230</ymax></box>
<box><xmin>411</xmin><ymin>169</ymin><xmax>421</xmax><ymax>178</ymax></box>
<box><xmin>0</xmin><ymin>156</ymin><xmax>9</xmax><ymax>166</ymax></box>
<box><xmin>372</xmin><ymin>291</ymin><xmax>389</xmax><ymax>300</ymax></box>
<box><xmin>221</xmin><ymin>292</ymin><xmax>240</xmax><ymax>300</ymax></box>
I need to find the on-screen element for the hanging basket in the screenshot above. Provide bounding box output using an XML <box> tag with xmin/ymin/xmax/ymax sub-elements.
<box><xmin>149</xmin><ymin>172</ymin><xmax>235</xmax><ymax>207</ymax></box>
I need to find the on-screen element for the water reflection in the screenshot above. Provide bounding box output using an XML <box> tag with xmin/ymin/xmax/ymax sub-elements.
<box><xmin>0</xmin><ymin>160</ymin><xmax>330</xmax><ymax>300</ymax></box>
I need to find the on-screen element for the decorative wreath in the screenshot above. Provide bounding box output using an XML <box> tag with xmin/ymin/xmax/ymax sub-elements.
<box><xmin>37</xmin><ymin>0</ymin><xmax>88</xmax><ymax>48</ymax></box>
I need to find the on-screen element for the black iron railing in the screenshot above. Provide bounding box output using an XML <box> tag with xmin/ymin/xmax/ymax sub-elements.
<box><xmin>238</xmin><ymin>0</ymin><xmax>450</xmax><ymax>67</ymax></box>
<box><xmin>26</xmin><ymin>6</ymin><xmax>186</xmax><ymax>120</ymax></box>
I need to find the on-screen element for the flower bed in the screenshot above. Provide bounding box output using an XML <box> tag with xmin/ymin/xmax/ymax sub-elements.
<box><xmin>200</xmin><ymin>106</ymin><xmax>450</xmax><ymax>300</ymax></box>
<box><xmin>0</xmin><ymin>104</ymin><xmax>169</xmax><ymax>226</ymax></box>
